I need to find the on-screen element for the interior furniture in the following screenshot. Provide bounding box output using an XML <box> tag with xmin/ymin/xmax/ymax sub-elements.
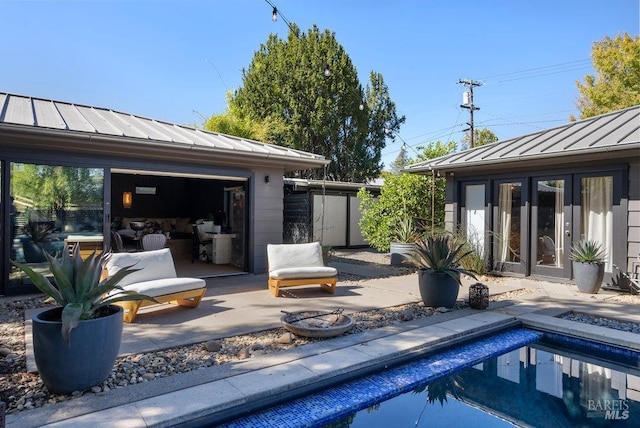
<box><xmin>192</xmin><ymin>224</ymin><xmax>213</xmax><ymax>263</ymax></box>
<box><xmin>64</xmin><ymin>234</ymin><xmax>103</xmax><ymax>260</ymax></box>
<box><xmin>266</xmin><ymin>242</ymin><xmax>338</xmax><ymax>297</ymax></box>
<box><xmin>201</xmin><ymin>233</ymin><xmax>236</xmax><ymax>264</ymax></box>
<box><xmin>103</xmin><ymin>248</ymin><xmax>207</xmax><ymax>322</ymax></box>
<box><xmin>110</xmin><ymin>230</ymin><xmax>125</xmax><ymax>252</ymax></box>
<box><xmin>539</xmin><ymin>235</ymin><xmax>556</xmax><ymax>265</ymax></box>
<box><xmin>142</xmin><ymin>233</ymin><xmax>167</xmax><ymax>251</ymax></box>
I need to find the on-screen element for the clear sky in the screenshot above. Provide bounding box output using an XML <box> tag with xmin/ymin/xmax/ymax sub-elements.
<box><xmin>2</xmin><ymin>0</ymin><xmax>638</xmax><ymax>169</ymax></box>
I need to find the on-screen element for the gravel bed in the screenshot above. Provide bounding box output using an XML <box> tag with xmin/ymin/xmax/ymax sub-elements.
<box><xmin>560</xmin><ymin>312</ymin><xmax>640</xmax><ymax>334</ymax></box>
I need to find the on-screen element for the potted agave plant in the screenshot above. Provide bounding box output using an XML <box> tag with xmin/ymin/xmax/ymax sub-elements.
<box><xmin>390</xmin><ymin>215</ymin><xmax>420</xmax><ymax>266</ymax></box>
<box><xmin>406</xmin><ymin>234</ymin><xmax>478</xmax><ymax>308</ymax></box>
<box><xmin>570</xmin><ymin>239</ymin><xmax>606</xmax><ymax>294</ymax></box>
<box><xmin>11</xmin><ymin>246</ymin><xmax>155</xmax><ymax>394</ymax></box>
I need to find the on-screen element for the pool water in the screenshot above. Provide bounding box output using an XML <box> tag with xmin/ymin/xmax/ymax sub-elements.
<box><xmin>219</xmin><ymin>329</ymin><xmax>639</xmax><ymax>427</ymax></box>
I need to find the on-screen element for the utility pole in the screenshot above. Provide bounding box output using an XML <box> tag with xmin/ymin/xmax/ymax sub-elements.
<box><xmin>458</xmin><ymin>79</ymin><xmax>482</xmax><ymax>148</ymax></box>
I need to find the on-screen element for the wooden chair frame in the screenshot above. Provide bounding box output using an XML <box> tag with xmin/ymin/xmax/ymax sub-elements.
<box><xmin>268</xmin><ymin>276</ymin><xmax>337</xmax><ymax>297</ymax></box>
<box><xmin>114</xmin><ymin>287</ymin><xmax>207</xmax><ymax>323</ymax></box>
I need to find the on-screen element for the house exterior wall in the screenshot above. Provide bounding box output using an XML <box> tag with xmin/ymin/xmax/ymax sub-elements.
<box><xmin>444</xmin><ymin>174</ymin><xmax>456</xmax><ymax>233</ymax></box>
<box><xmin>441</xmin><ymin>158</ymin><xmax>636</xmax><ymax>283</ymax></box>
<box><xmin>253</xmin><ymin>170</ymin><xmax>284</xmax><ymax>274</ymax></box>
<box><xmin>627</xmin><ymin>157</ymin><xmax>640</xmax><ymax>274</ymax></box>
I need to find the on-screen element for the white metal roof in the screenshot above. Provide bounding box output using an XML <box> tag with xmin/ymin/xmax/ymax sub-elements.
<box><xmin>0</xmin><ymin>92</ymin><xmax>329</xmax><ymax>171</ymax></box>
<box><xmin>405</xmin><ymin>105</ymin><xmax>640</xmax><ymax>174</ymax></box>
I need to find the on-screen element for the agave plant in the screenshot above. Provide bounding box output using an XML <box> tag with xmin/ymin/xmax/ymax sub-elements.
<box><xmin>392</xmin><ymin>215</ymin><xmax>420</xmax><ymax>243</ymax></box>
<box><xmin>406</xmin><ymin>234</ymin><xmax>478</xmax><ymax>283</ymax></box>
<box><xmin>12</xmin><ymin>245</ymin><xmax>155</xmax><ymax>344</ymax></box>
<box><xmin>22</xmin><ymin>221</ymin><xmax>55</xmax><ymax>242</ymax></box>
<box><xmin>569</xmin><ymin>239</ymin><xmax>606</xmax><ymax>264</ymax></box>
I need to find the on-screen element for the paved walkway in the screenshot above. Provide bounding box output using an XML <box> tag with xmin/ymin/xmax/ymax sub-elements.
<box><xmin>10</xmin><ymin>263</ymin><xmax>640</xmax><ymax>427</ymax></box>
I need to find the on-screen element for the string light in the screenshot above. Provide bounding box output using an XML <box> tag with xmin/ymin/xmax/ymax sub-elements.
<box><xmin>272</xmin><ymin>7</ymin><xmax>277</xmax><ymax>22</ymax></box>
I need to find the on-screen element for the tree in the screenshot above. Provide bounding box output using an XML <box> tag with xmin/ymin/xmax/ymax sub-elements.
<box><xmin>11</xmin><ymin>164</ymin><xmax>102</xmax><ymax>224</ymax></box>
<box><xmin>358</xmin><ymin>141</ymin><xmax>456</xmax><ymax>252</ymax></box>
<box><xmin>203</xmin><ymin>93</ymin><xmax>271</xmax><ymax>141</ymax></box>
<box><xmin>229</xmin><ymin>24</ymin><xmax>404</xmax><ymax>181</ymax></box>
<box><xmin>389</xmin><ymin>144</ymin><xmax>409</xmax><ymax>173</ymax></box>
<box><xmin>459</xmin><ymin>128</ymin><xmax>498</xmax><ymax>150</ymax></box>
<box><xmin>576</xmin><ymin>33</ymin><xmax>640</xmax><ymax>118</ymax></box>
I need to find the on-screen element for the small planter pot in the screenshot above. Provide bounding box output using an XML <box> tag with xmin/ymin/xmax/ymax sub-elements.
<box><xmin>390</xmin><ymin>242</ymin><xmax>416</xmax><ymax>266</ymax></box>
<box><xmin>418</xmin><ymin>270</ymin><xmax>460</xmax><ymax>308</ymax></box>
<box><xmin>573</xmin><ymin>261</ymin><xmax>605</xmax><ymax>294</ymax></box>
<box><xmin>32</xmin><ymin>305</ymin><xmax>123</xmax><ymax>394</ymax></box>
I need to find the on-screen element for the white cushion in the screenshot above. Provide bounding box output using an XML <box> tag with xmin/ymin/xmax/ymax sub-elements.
<box><xmin>105</xmin><ymin>248</ymin><xmax>176</xmax><ymax>286</ymax></box>
<box><xmin>120</xmin><ymin>277</ymin><xmax>206</xmax><ymax>297</ymax></box>
<box><xmin>270</xmin><ymin>266</ymin><xmax>337</xmax><ymax>280</ymax></box>
<box><xmin>267</xmin><ymin>242</ymin><xmax>324</xmax><ymax>271</ymax></box>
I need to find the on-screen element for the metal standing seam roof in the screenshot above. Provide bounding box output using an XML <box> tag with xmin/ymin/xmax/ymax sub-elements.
<box><xmin>0</xmin><ymin>92</ymin><xmax>329</xmax><ymax>168</ymax></box>
<box><xmin>405</xmin><ymin>105</ymin><xmax>640</xmax><ymax>174</ymax></box>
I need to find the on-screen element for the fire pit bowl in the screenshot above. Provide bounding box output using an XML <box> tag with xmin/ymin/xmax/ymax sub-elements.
<box><xmin>280</xmin><ymin>310</ymin><xmax>354</xmax><ymax>338</ymax></box>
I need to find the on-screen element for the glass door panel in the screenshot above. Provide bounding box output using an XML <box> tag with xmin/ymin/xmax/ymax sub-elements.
<box><xmin>9</xmin><ymin>163</ymin><xmax>104</xmax><ymax>293</ymax></box>
<box><xmin>497</xmin><ymin>182</ymin><xmax>522</xmax><ymax>263</ymax></box>
<box><xmin>531</xmin><ymin>176</ymin><xmax>571</xmax><ymax>277</ymax></box>
<box><xmin>579</xmin><ymin>175</ymin><xmax>613</xmax><ymax>272</ymax></box>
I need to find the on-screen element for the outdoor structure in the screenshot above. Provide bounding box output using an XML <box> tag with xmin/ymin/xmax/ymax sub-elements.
<box><xmin>405</xmin><ymin>106</ymin><xmax>640</xmax><ymax>285</ymax></box>
<box><xmin>0</xmin><ymin>92</ymin><xmax>328</xmax><ymax>296</ymax></box>
<box><xmin>283</xmin><ymin>178</ymin><xmax>381</xmax><ymax>248</ymax></box>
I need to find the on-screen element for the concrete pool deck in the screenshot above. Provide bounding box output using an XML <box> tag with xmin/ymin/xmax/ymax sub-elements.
<box><xmin>9</xmin><ymin>261</ymin><xmax>640</xmax><ymax>427</ymax></box>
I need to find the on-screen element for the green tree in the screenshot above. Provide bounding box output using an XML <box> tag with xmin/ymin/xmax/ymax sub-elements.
<box><xmin>11</xmin><ymin>164</ymin><xmax>102</xmax><ymax>223</ymax></box>
<box><xmin>203</xmin><ymin>93</ymin><xmax>272</xmax><ymax>141</ymax></box>
<box><xmin>576</xmin><ymin>33</ymin><xmax>640</xmax><ymax>118</ymax></box>
<box><xmin>389</xmin><ymin>144</ymin><xmax>409</xmax><ymax>173</ymax></box>
<box><xmin>459</xmin><ymin>128</ymin><xmax>498</xmax><ymax>150</ymax></box>
<box><xmin>230</xmin><ymin>24</ymin><xmax>404</xmax><ymax>181</ymax></box>
<box><xmin>358</xmin><ymin>141</ymin><xmax>456</xmax><ymax>251</ymax></box>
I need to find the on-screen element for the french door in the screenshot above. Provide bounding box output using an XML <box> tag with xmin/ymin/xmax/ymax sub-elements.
<box><xmin>531</xmin><ymin>175</ymin><xmax>572</xmax><ymax>278</ymax></box>
<box><xmin>530</xmin><ymin>173</ymin><xmax>615</xmax><ymax>279</ymax></box>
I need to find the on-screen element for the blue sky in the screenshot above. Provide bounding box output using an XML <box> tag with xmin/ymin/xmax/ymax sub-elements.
<box><xmin>2</xmin><ymin>0</ymin><xmax>638</xmax><ymax>169</ymax></box>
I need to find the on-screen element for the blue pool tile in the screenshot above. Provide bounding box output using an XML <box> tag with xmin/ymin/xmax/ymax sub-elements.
<box><xmin>220</xmin><ymin>328</ymin><xmax>542</xmax><ymax>428</ymax></box>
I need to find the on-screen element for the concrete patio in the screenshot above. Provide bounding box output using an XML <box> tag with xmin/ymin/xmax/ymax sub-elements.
<box><xmin>9</xmin><ymin>260</ymin><xmax>640</xmax><ymax>427</ymax></box>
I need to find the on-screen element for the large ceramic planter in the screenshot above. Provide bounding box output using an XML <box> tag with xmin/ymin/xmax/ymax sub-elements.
<box><xmin>32</xmin><ymin>305</ymin><xmax>123</xmax><ymax>394</ymax></box>
<box><xmin>390</xmin><ymin>242</ymin><xmax>416</xmax><ymax>266</ymax></box>
<box><xmin>22</xmin><ymin>241</ymin><xmax>47</xmax><ymax>263</ymax></box>
<box><xmin>573</xmin><ymin>261</ymin><xmax>604</xmax><ymax>294</ymax></box>
<box><xmin>418</xmin><ymin>270</ymin><xmax>461</xmax><ymax>308</ymax></box>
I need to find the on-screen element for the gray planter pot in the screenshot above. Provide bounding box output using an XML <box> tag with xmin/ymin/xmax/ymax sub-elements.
<box><xmin>573</xmin><ymin>261</ymin><xmax>605</xmax><ymax>294</ymax></box>
<box><xmin>390</xmin><ymin>242</ymin><xmax>416</xmax><ymax>266</ymax></box>
<box><xmin>32</xmin><ymin>305</ymin><xmax>123</xmax><ymax>394</ymax></box>
<box><xmin>418</xmin><ymin>270</ymin><xmax>460</xmax><ymax>308</ymax></box>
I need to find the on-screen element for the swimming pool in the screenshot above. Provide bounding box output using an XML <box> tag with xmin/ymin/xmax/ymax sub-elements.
<box><xmin>216</xmin><ymin>328</ymin><xmax>639</xmax><ymax>427</ymax></box>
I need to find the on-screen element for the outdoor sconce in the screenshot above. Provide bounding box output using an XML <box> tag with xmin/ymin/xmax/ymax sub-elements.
<box><xmin>122</xmin><ymin>192</ymin><xmax>133</xmax><ymax>209</ymax></box>
<box><xmin>264</xmin><ymin>175</ymin><xmax>270</xmax><ymax>183</ymax></box>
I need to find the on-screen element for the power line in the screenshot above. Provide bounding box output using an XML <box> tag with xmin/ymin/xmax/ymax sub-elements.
<box><xmin>478</xmin><ymin>59</ymin><xmax>591</xmax><ymax>82</ymax></box>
